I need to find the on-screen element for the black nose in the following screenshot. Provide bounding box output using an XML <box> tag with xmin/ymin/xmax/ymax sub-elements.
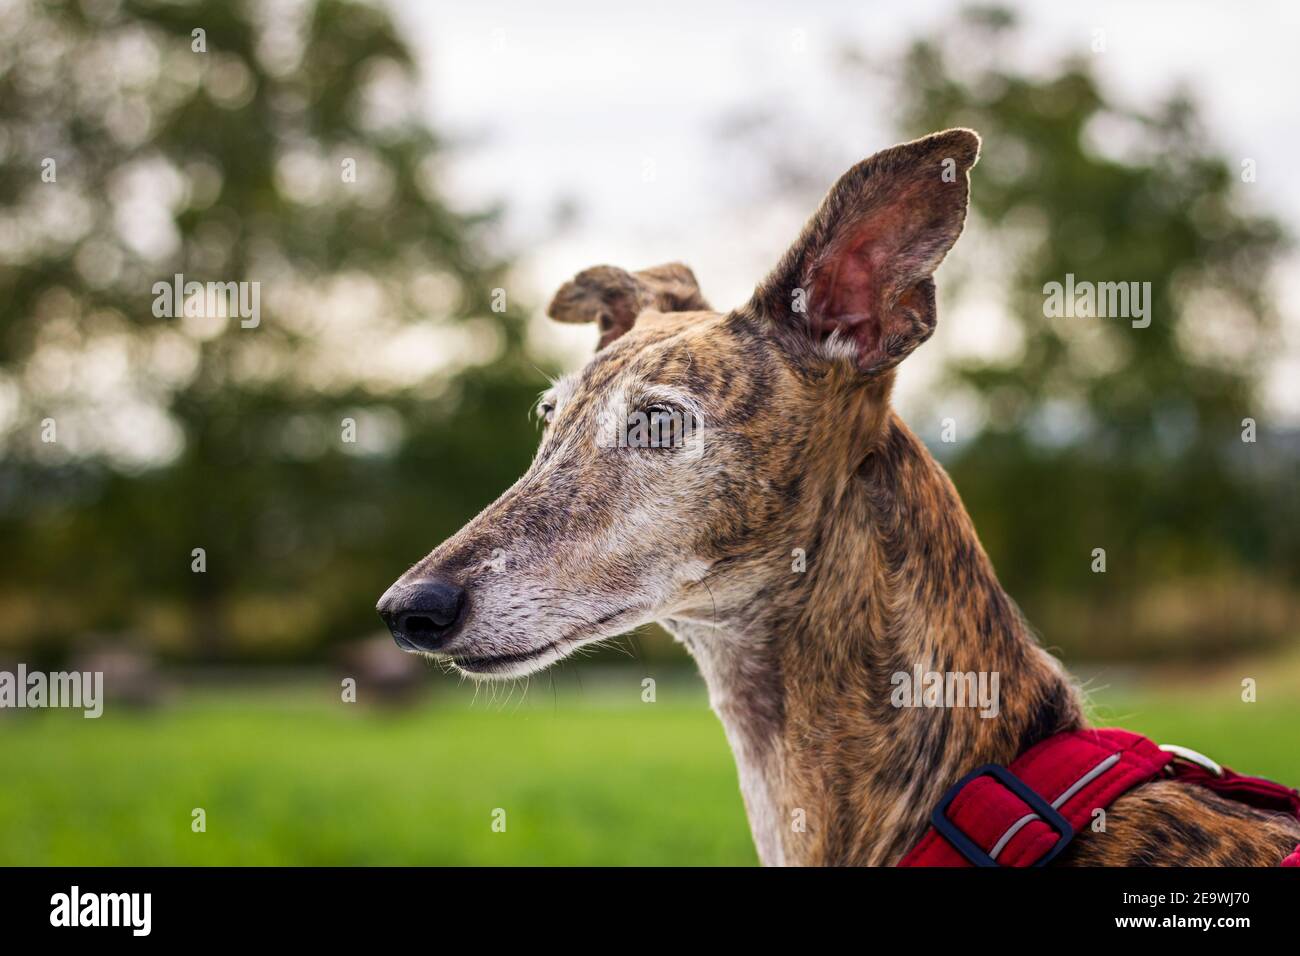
<box><xmin>376</xmin><ymin>578</ymin><xmax>468</xmax><ymax>652</ymax></box>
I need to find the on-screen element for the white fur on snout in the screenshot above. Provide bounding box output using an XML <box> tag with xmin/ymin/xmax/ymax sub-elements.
<box><xmin>436</xmin><ymin>576</ymin><xmax>658</xmax><ymax>680</ymax></box>
<box><xmin>426</xmin><ymin>372</ymin><xmax>724</xmax><ymax>680</ymax></box>
<box><xmin>675</xmin><ymin>558</ymin><xmax>712</xmax><ymax>584</ymax></box>
<box><xmin>438</xmin><ymin>489</ymin><xmax>709</xmax><ymax>679</ymax></box>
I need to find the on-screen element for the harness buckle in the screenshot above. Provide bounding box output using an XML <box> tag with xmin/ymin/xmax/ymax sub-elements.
<box><xmin>931</xmin><ymin>763</ymin><xmax>1075</xmax><ymax>867</ymax></box>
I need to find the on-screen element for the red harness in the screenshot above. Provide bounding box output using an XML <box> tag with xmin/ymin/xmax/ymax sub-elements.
<box><xmin>898</xmin><ymin>728</ymin><xmax>1300</xmax><ymax>867</ymax></box>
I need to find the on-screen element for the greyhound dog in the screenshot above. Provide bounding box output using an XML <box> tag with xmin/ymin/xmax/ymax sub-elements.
<box><xmin>377</xmin><ymin>130</ymin><xmax>1300</xmax><ymax>866</ymax></box>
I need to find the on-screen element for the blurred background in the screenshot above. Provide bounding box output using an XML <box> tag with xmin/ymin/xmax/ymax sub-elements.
<box><xmin>0</xmin><ymin>0</ymin><xmax>1296</xmax><ymax>865</ymax></box>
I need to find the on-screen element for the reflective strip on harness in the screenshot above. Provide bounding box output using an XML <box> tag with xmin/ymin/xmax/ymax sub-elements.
<box><xmin>900</xmin><ymin>729</ymin><xmax>1173</xmax><ymax>867</ymax></box>
<box><xmin>987</xmin><ymin>751</ymin><xmax>1121</xmax><ymax>862</ymax></box>
<box><xmin>899</xmin><ymin>728</ymin><xmax>1300</xmax><ymax>867</ymax></box>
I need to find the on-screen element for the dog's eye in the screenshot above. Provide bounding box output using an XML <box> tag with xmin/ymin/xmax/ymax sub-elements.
<box><xmin>633</xmin><ymin>402</ymin><xmax>692</xmax><ymax>449</ymax></box>
<box><xmin>537</xmin><ymin>400</ymin><xmax>556</xmax><ymax>425</ymax></box>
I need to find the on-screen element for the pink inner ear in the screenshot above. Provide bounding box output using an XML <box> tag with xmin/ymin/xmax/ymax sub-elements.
<box><xmin>800</xmin><ymin>223</ymin><xmax>894</xmax><ymax>358</ymax></box>
<box><xmin>809</xmin><ymin>230</ymin><xmax>886</xmax><ymax>354</ymax></box>
<box><xmin>805</xmin><ymin>181</ymin><xmax>930</xmax><ymax>361</ymax></box>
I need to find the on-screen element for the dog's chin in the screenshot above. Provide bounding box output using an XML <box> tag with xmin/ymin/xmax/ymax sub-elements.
<box><xmin>431</xmin><ymin>605</ymin><xmax>653</xmax><ymax>680</ymax></box>
<box><xmin>446</xmin><ymin>638</ymin><xmax>575</xmax><ymax>679</ymax></box>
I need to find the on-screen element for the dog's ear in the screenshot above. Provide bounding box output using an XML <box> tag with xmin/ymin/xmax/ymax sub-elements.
<box><xmin>751</xmin><ymin>128</ymin><xmax>979</xmax><ymax>374</ymax></box>
<box><xmin>547</xmin><ymin>262</ymin><xmax>710</xmax><ymax>350</ymax></box>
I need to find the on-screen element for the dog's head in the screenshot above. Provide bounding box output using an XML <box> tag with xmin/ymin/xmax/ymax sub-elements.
<box><xmin>377</xmin><ymin>129</ymin><xmax>979</xmax><ymax>677</ymax></box>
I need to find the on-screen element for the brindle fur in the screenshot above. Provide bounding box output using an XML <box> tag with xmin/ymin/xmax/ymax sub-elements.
<box><xmin>385</xmin><ymin>130</ymin><xmax>1300</xmax><ymax>866</ymax></box>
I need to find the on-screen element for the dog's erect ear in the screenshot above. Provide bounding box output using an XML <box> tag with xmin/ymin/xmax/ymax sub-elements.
<box><xmin>751</xmin><ymin>128</ymin><xmax>980</xmax><ymax>374</ymax></box>
<box><xmin>547</xmin><ymin>262</ymin><xmax>710</xmax><ymax>350</ymax></box>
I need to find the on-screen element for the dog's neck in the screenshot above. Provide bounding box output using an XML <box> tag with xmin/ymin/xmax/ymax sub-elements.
<box><xmin>665</xmin><ymin>411</ymin><xmax>1083</xmax><ymax>865</ymax></box>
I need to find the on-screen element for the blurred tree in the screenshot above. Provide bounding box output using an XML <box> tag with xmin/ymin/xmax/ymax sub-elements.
<box><xmin>885</xmin><ymin>6</ymin><xmax>1296</xmax><ymax>656</ymax></box>
<box><xmin>0</xmin><ymin>0</ymin><xmax>548</xmax><ymax>660</ymax></box>
<box><xmin>719</xmin><ymin>5</ymin><xmax>1297</xmax><ymax>657</ymax></box>
<box><xmin>3</xmin><ymin>2</ymin><xmax>1295</xmax><ymax>665</ymax></box>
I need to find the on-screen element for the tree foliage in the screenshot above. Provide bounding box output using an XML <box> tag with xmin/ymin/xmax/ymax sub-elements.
<box><xmin>0</xmin><ymin>0</ymin><xmax>547</xmax><ymax>660</ymax></box>
<box><xmin>889</xmin><ymin>6</ymin><xmax>1296</xmax><ymax>654</ymax></box>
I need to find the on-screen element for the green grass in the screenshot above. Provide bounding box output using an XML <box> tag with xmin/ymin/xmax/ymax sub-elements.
<box><xmin>0</xmin><ymin>678</ymin><xmax>757</xmax><ymax>866</ymax></box>
<box><xmin>2</xmin><ymin>661</ymin><xmax>1297</xmax><ymax>866</ymax></box>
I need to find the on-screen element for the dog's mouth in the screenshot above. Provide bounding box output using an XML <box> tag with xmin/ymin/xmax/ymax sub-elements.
<box><xmin>450</xmin><ymin>639</ymin><xmax>567</xmax><ymax>675</ymax></box>
<box><xmin>448</xmin><ymin>604</ymin><xmax>646</xmax><ymax>677</ymax></box>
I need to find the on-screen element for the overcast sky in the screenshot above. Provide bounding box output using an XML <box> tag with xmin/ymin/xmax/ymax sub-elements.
<box><xmin>392</xmin><ymin>0</ymin><xmax>1300</xmax><ymax>421</ymax></box>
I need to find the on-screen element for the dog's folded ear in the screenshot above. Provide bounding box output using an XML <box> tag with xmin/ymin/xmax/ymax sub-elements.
<box><xmin>751</xmin><ymin>128</ymin><xmax>980</xmax><ymax>375</ymax></box>
<box><xmin>547</xmin><ymin>262</ymin><xmax>710</xmax><ymax>350</ymax></box>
